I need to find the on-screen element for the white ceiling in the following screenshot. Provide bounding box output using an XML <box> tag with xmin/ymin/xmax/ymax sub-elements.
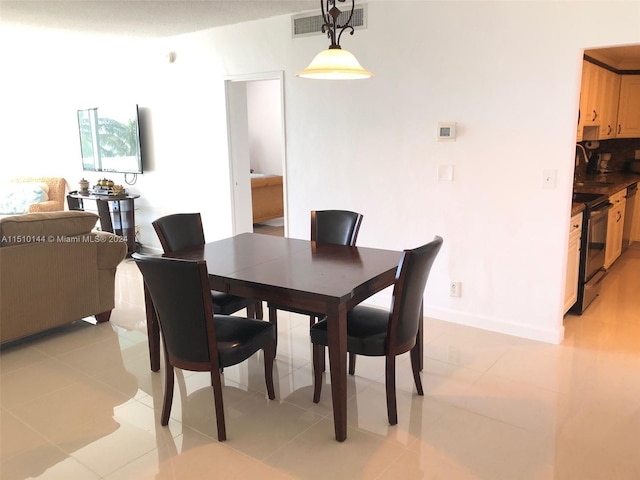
<box><xmin>0</xmin><ymin>0</ymin><xmax>317</xmax><ymax>38</ymax></box>
<box><xmin>586</xmin><ymin>45</ymin><xmax>640</xmax><ymax>70</ymax></box>
<box><xmin>2</xmin><ymin>1</ymin><xmax>640</xmax><ymax>70</ymax></box>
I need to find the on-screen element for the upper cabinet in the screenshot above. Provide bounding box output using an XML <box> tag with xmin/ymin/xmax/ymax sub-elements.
<box><xmin>600</xmin><ymin>68</ymin><xmax>621</xmax><ymax>139</ymax></box>
<box><xmin>616</xmin><ymin>75</ymin><xmax>640</xmax><ymax>138</ymax></box>
<box><xmin>577</xmin><ymin>61</ymin><xmax>619</xmax><ymax>141</ymax></box>
<box><xmin>578</xmin><ymin>61</ymin><xmax>602</xmax><ymax>132</ymax></box>
<box><xmin>577</xmin><ymin>59</ymin><xmax>640</xmax><ymax>141</ymax></box>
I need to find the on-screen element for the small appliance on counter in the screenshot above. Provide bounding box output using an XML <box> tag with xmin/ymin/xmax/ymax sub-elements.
<box><xmin>598</xmin><ymin>153</ymin><xmax>612</xmax><ymax>173</ymax></box>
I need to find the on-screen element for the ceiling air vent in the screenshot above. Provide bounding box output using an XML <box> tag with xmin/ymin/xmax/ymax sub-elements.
<box><xmin>292</xmin><ymin>4</ymin><xmax>367</xmax><ymax>38</ymax></box>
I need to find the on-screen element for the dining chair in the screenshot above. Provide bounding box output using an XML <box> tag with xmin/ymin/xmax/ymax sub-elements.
<box><xmin>310</xmin><ymin>235</ymin><xmax>443</xmax><ymax>425</ymax></box>
<box><xmin>152</xmin><ymin>213</ymin><xmax>264</xmax><ymax>319</ymax></box>
<box><xmin>267</xmin><ymin>209</ymin><xmax>363</xmax><ymax>328</ymax></box>
<box><xmin>267</xmin><ymin>210</ymin><xmax>363</xmax><ymax>369</ymax></box>
<box><xmin>132</xmin><ymin>253</ymin><xmax>276</xmax><ymax>441</ymax></box>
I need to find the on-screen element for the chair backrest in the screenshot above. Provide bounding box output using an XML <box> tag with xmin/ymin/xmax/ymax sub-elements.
<box><xmin>387</xmin><ymin>236</ymin><xmax>443</xmax><ymax>354</ymax></box>
<box><xmin>133</xmin><ymin>253</ymin><xmax>216</xmax><ymax>365</ymax></box>
<box><xmin>152</xmin><ymin>213</ymin><xmax>206</xmax><ymax>253</ymax></box>
<box><xmin>311</xmin><ymin>210</ymin><xmax>363</xmax><ymax>246</ymax></box>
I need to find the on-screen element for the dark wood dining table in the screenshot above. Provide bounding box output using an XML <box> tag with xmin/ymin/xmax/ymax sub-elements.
<box><xmin>143</xmin><ymin>232</ymin><xmax>402</xmax><ymax>442</ymax></box>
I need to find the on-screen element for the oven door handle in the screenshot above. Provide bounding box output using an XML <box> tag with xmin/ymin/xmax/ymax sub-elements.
<box><xmin>589</xmin><ymin>203</ymin><xmax>612</xmax><ymax>219</ymax></box>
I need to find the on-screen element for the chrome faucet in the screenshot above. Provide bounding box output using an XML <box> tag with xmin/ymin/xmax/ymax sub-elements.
<box><xmin>575</xmin><ymin>143</ymin><xmax>589</xmax><ymax>181</ymax></box>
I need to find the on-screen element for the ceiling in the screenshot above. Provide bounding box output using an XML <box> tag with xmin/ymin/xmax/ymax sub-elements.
<box><xmin>0</xmin><ymin>0</ymin><xmax>317</xmax><ymax>38</ymax></box>
<box><xmin>2</xmin><ymin>1</ymin><xmax>640</xmax><ymax>69</ymax></box>
<box><xmin>585</xmin><ymin>45</ymin><xmax>640</xmax><ymax>70</ymax></box>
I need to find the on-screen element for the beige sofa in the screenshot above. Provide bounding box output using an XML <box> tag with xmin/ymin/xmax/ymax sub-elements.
<box><xmin>0</xmin><ymin>211</ymin><xmax>127</xmax><ymax>343</ymax></box>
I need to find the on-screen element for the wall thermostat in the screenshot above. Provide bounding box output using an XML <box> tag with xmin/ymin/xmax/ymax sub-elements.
<box><xmin>437</xmin><ymin>122</ymin><xmax>456</xmax><ymax>141</ymax></box>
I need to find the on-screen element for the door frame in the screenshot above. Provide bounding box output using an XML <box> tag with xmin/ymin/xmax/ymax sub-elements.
<box><xmin>224</xmin><ymin>71</ymin><xmax>287</xmax><ymax>235</ymax></box>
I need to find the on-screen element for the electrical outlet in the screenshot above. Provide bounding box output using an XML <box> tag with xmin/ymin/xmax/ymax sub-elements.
<box><xmin>450</xmin><ymin>281</ymin><xmax>461</xmax><ymax>297</ymax></box>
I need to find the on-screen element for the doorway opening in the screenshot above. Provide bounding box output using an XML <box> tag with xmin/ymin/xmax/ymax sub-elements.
<box><xmin>225</xmin><ymin>72</ymin><xmax>287</xmax><ymax>237</ymax></box>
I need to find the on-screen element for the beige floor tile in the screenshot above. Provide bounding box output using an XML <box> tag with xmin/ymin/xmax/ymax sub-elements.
<box><xmin>264</xmin><ymin>418</ymin><xmax>407</xmax><ymax>480</ymax></box>
<box><xmin>0</xmin><ymin>408</ymin><xmax>51</xmax><ymax>461</ymax></box>
<box><xmin>105</xmin><ymin>432</ymin><xmax>293</xmax><ymax>480</ymax></box>
<box><xmin>408</xmin><ymin>407</ymin><xmax>544</xmax><ymax>480</ymax></box>
<box><xmin>1</xmin><ymin>446</ymin><xmax>101</xmax><ymax>480</ymax></box>
<box><xmin>0</xmin><ymin>357</ymin><xmax>92</xmax><ymax>411</ymax></box>
<box><xmin>1</xmin><ymin>241</ymin><xmax>638</xmax><ymax>479</ymax></box>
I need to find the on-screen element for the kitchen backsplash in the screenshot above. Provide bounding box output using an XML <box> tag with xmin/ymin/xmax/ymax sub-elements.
<box><xmin>579</xmin><ymin>138</ymin><xmax>640</xmax><ymax>173</ymax></box>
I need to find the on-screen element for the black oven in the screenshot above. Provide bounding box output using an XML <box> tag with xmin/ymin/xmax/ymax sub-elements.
<box><xmin>570</xmin><ymin>193</ymin><xmax>612</xmax><ymax>314</ymax></box>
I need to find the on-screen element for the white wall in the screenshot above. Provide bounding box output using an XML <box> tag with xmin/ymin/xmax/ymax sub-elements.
<box><xmin>247</xmin><ymin>80</ymin><xmax>283</xmax><ymax>175</ymax></box>
<box><xmin>1</xmin><ymin>1</ymin><xmax>639</xmax><ymax>344</ymax></box>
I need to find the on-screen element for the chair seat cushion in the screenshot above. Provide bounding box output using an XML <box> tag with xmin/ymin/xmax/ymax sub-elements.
<box><xmin>211</xmin><ymin>291</ymin><xmax>256</xmax><ymax>315</ymax></box>
<box><xmin>310</xmin><ymin>305</ymin><xmax>390</xmax><ymax>356</ymax></box>
<box><xmin>215</xmin><ymin>315</ymin><xmax>274</xmax><ymax>367</ymax></box>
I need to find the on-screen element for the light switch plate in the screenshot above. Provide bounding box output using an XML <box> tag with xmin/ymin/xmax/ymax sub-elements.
<box><xmin>438</xmin><ymin>164</ymin><xmax>454</xmax><ymax>181</ymax></box>
<box><xmin>541</xmin><ymin>169</ymin><xmax>557</xmax><ymax>189</ymax></box>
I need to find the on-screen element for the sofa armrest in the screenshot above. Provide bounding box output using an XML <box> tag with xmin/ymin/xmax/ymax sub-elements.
<box><xmin>95</xmin><ymin>231</ymin><xmax>128</xmax><ymax>269</ymax></box>
<box><xmin>29</xmin><ymin>200</ymin><xmax>63</xmax><ymax>212</ymax></box>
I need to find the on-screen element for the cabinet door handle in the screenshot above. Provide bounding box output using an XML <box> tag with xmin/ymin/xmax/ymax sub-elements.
<box><xmin>618</xmin><ymin>124</ymin><xmax>622</xmax><ymax>134</ymax></box>
<box><xmin>617</xmin><ymin>211</ymin><xmax>622</xmax><ymax>222</ymax></box>
<box><xmin>607</xmin><ymin>125</ymin><xmax>612</xmax><ymax>135</ymax></box>
<box><xmin>592</xmin><ymin>110</ymin><xmax>598</xmax><ymax>121</ymax></box>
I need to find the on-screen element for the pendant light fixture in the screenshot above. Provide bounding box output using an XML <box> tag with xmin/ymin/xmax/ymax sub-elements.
<box><xmin>297</xmin><ymin>0</ymin><xmax>373</xmax><ymax>80</ymax></box>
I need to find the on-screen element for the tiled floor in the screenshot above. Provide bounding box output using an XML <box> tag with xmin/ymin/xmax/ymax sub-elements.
<box><xmin>1</xmin><ymin>244</ymin><xmax>639</xmax><ymax>479</ymax></box>
<box><xmin>254</xmin><ymin>218</ymin><xmax>285</xmax><ymax>237</ymax></box>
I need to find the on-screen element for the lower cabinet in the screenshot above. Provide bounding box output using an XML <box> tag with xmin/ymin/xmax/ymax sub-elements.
<box><xmin>604</xmin><ymin>189</ymin><xmax>626</xmax><ymax>269</ymax></box>
<box><xmin>564</xmin><ymin>213</ymin><xmax>583</xmax><ymax>314</ymax></box>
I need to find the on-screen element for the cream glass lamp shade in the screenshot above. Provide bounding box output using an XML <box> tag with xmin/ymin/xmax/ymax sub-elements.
<box><xmin>297</xmin><ymin>47</ymin><xmax>373</xmax><ymax>80</ymax></box>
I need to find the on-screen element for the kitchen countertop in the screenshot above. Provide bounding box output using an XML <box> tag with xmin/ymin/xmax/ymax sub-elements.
<box><xmin>571</xmin><ymin>173</ymin><xmax>640</xmax><ymax>215</ymax></box>
<box><xmin>573</xmin><ymin>173</ymin><xmax>640</xmax><ymax>196</ymax></box>
<box><xmin>571</xmin><ymin>203</ymin><xmax>586</xmax><ymax>216</ymax></box>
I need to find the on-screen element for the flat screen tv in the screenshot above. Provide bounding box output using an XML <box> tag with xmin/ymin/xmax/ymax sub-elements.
<box><xmin>77</xmin><ymin>104</ymin><xmax>143</xmax><ymax>174</ymax></box>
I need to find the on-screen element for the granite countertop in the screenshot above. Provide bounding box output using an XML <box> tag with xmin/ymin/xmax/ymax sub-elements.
<box><xmin>571</xmin><ymin>173</ymin><xmax>640</xmax><ymax>216</ymax></box>
<box><xmin>571</xmin><ymin>202</ymin><xmax>586</xmax><ymax>216</ymax></box>
<box><xmin>573</xmin><ymin>173</ymin><xmax>640</xmax><ymax>196</ymax></box>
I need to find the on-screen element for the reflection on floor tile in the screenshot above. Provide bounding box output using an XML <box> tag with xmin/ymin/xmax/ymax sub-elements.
<box><xmin>1</xmin><ymin>246</ymin><xmax>639</xmax><ymax>479</ymax></box>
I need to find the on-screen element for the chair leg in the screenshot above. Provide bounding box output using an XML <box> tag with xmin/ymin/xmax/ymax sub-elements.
<box><xmin>410</xmin><ymin>342</ymin><xmax>424</xmax><ymax>396</ymax></box>
<box><xmin>348</xmin><ymin>352</ymin><xmax>356</xmax><ymax>375</ymax></box>
<box><xmin>385</xmin><ymin>355</ymin><xmax>398</xmax><ymax>425</ymax></box>
<box><xmin>161</xmin><ymin>363</ymin><xmax>174</xmax><ymax>426</ymax></box>
<box><xmin>309</xmin><ymin>315</ymin><xmax>316</xmax><ymax>326</ymax></box>
<box><xmin>246</xmin><ymin>304</ymin><xmax>256</xmax><ymax>318</ymax></box>
<box><xmin>255</xmin><ymin>301</ymin><xmax>264</xmax><ymax>320</ymax></box>
<box><xmin>268</xmin><ymin>305</ymin><xmax>278</xmax><ymax>352</ymax></box>
<box><xmin>312</xmin><ymin>344</ymin><xmax>324</xmax><ymax>403</ymax></box>
<box><xmin>263</xmin><ymin>340</ymin><xmax>276</xmax><ymax>400</ymax></box>
<box><xmin>210</xmin><ymin>368</ymin><xmax>227</xmax><ymax>441</ymax></box>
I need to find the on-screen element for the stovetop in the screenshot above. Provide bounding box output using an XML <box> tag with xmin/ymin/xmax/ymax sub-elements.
<box><xmin>572</xmin><ymin>192</ymin><xmax>608</xmax><ymax>208</ymax></box>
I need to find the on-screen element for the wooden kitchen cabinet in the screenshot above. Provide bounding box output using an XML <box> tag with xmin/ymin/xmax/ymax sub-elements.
<box><xmin>564</xmin><ymin>213</ymin><xmax>583</xmax><ymax>314</ymax></box>
<box><xmin>577</xmin><ymin>61</ymin><xmax>621</xmax><ymax>141</ymax></box>
<box><xmin>616</xmin><ymin>75</ymin><xmax>640</xmax><ymax>138</ymax></box>
<box><xmin>599</xmin><ymin>68</ymin><xmax>620</xmax><ymax>140</ymax></box>
<box><xmin>578</xmin><ymin>61</ymin><xmax>602</xmax><ymax>138</ymax></box>
<box><xmin>632</xmin><ymin>185</ymin><xmax>640</xmax><ymax>242</ymax></box>
<box><xmin>604</xmin><ymin>189</ymin><xmax>627</xmax><ymax>269</ymax></box>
